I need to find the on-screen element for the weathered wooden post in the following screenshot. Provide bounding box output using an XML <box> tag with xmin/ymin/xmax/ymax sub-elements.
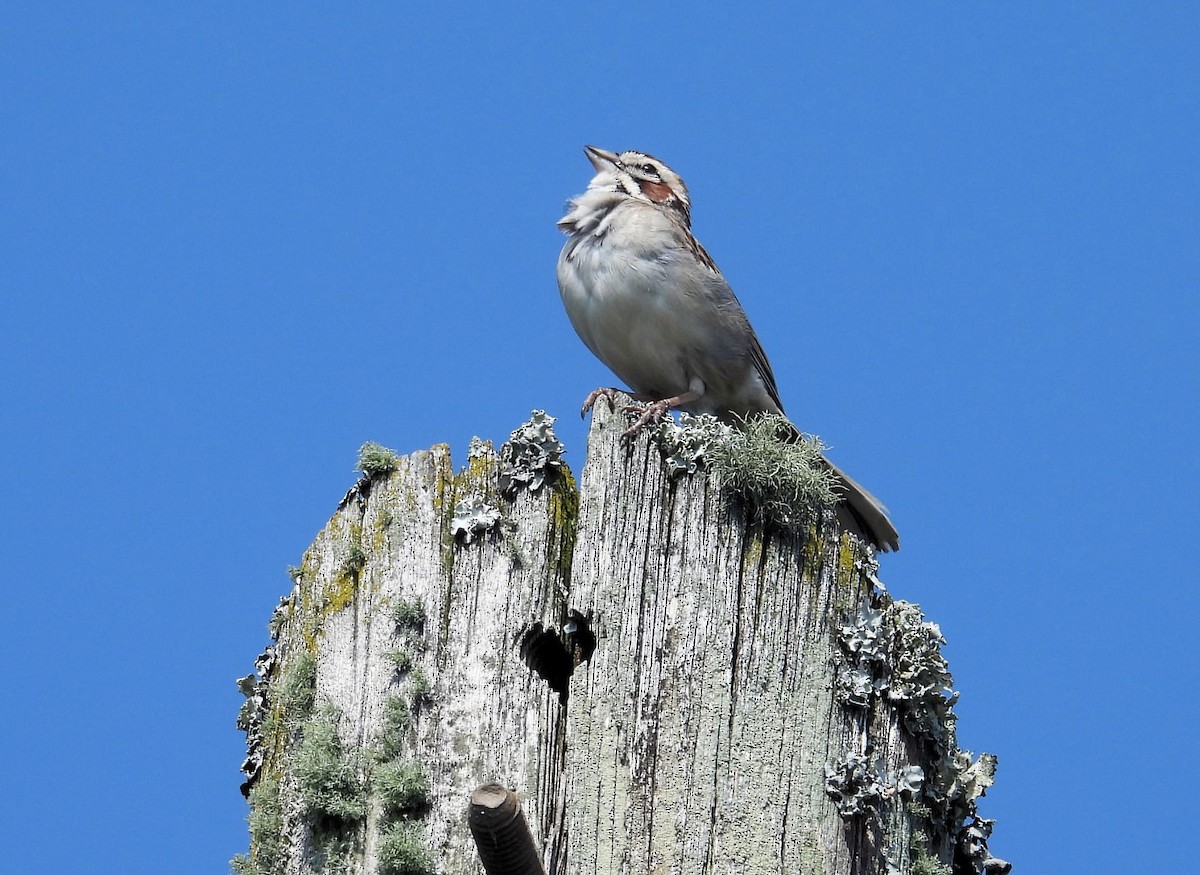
<box><xmin>233</xmin><ymin>399</ymin><xmax>1009</xmax><ymax>875</ymax></box>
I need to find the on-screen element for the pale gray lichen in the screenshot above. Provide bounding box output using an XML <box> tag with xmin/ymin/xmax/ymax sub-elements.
<box><xmin>836</xmin><ymin>595</ymin><xmax>1008</xmax><ymax>871</ymax></box>
<box><xmin>929</xmin><ymin>750</ymin><xmax>998</xmax><ymax>829</ymax></box>
<box><xmin>956</xmin><ymin>816</ymin><xmax>1012</xmax><ymax>875</ymax></box>
<box><xmin>836</xmin><ymin>599</ymin><xmax>957</xmax><ymax>745</ymax></box>
<box><xmin>840</xmin><ymin>604</ymin><xmax>888</xmax><ymax>664</ymax></box>
<box><xmin>824</xmin><ymin>750</ymin><xmax>886</xmax><ymax>817</ymax></box>
<box><xmin>235</xmin><ymin>643</ymin><xmax>280</xmax><ymax>788</ymax></box>
<box><xmin>657</xmin><ymin>413</ymin><xmax>734</xmax><ymax>475</ymax></box>
<box><xmin>253</xmin><ymin>645</ymin><xmax>277</xmax><ymax>681</ymax></box>
<box><xmin>497</xmin><ymin>410</ymin><xmax>565</xmax><ymax>496</ymax></box>
<box><xmin>467</xmin><ymin>436</ymin><xmax>492</xmax><ymax>459</ymax></box>
<box><xmin>895</xmin><ymin>764</ymin><xmax>925</xmax><ymax>797</ymax></box>
<box><xmin>838</xmin><ymin>664</ymin><xmax>888</xmax><ymax>708</ymax></box>
<box><xmin>886</xmin><ymin>602</ymin><xmax>955</xmax><ymax>709</ymax></box>
<box><xmin>450</xmin><ymin>496</ymin><xmax>502</xmax><ymax>543</ymax></box>
<box><xmin>267</xmin><ymin>594</ymin><xmax>292</xmax><ymax>640</ymax></box>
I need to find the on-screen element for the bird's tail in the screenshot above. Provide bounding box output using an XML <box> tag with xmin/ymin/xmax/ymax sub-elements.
<box><xmin>771</xmin><ymin>417</ymin><xmax>900</xmax><ymax>553</ymax></box>
<box><xmin>826</xmin><ymin>459</ymin><xmax>900</xmax><ymax>553</ymax></box>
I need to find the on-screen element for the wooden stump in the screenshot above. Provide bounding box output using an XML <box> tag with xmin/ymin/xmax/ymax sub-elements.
<box><xmin>233</xmin><ymin>400</ymin><xmax>1007</xmax><ymax>875</ymax></box>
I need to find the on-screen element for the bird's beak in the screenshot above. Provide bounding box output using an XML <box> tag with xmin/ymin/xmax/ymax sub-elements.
<box><xmin>584</xmin><ymin>145</ymin><xmax>620</xmax><ymax>172</ymax></box>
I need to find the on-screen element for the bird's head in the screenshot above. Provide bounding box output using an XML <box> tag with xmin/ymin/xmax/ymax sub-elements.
<box><xmin>582</xmin><ymin>146</ymin><xmax>692</xmax><ymax>225</ymax></box>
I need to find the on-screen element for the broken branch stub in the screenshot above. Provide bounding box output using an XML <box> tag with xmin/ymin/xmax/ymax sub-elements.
<box><xmin>468</xmin><ymin>784</ymin><xmax>546</xmax><ymax>875</ymax></box>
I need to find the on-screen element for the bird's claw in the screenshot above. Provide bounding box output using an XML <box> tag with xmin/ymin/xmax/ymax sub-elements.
<box><xmin>581</xmin><ymin>387</ymin><xmax>624</xmax><ymax>418</ymax></box>
<box><xmin>580</xmin><ymin>388</ymin><xmax>674</xmax><ymax>442</ymax></box>
<box><xmin>620</xmin><ymin>400</ymin><xmax>673</xmax><ymax>442</ymax></box>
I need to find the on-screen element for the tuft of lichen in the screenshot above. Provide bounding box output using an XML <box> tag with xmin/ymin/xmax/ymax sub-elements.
<box><xmin>373</xmin><ymin>695</ymin><xmax>412</xmax><ymax>762</ymax></box>
<box><xmin>911</xmin><ymin>848</ymin><xmax>952</xmax><ymax>875</ymax></box>
<box><xmin>375</xmin><ymin>760</ymin><xmax>431</xmax><ymax>818</ymax></box>
<box><xmin>230</xmin><ymin>775</ymin><xmax>285</xmax><ymax>875</ymax></box>
<box><xmin>376</xmin><ymin>822</ymin><xmax>434</xmax><ymax>875</ymax></box>
<box><xmin>391</xmin><ymin>597</ymin><xmax>426</xmax><ymax>632</ymax></box>
<box><xmin>408</xmin><ymin>667</ymin><xmax>432</xmax><ymax>705</ymax></box>
<box><xmin>343</xmin><ymin>541</ymin><xmax>367</xmax><ymax>578</ymax></box>
<box><xmin>385</xmin><ymin>649</ymin><xmax>414</xmax><ymax>675</ymax></box>
<box><xmin>294</xmin><ymin>705</ymin><xmax>367</xmax><ymax>822</ymax></box>
<box><xmin>657</xmin><ymin>413</ymin><xmax>838</xmax><ymax>529</ymax></box>
<box><xmin>275</xmin><ymin>652</ymin><xmax>317</xmax><ymax>721</ymax></box>
<box><xmin>266</xmin><ymin>594</ymin><xmax>292</xmax><ymax>640</ymax></box>
<box><xmin>357</xmin><ymin>441</ymin><xmax>399</xmax><ymax>478</ymax></box>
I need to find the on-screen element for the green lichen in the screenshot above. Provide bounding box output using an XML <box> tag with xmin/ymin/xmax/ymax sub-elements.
<box><xmin>432</xmin><ymin>451</ymin><xmax>456</xmax><ymax>588</ymax></box>
<box><xmin>391</xmin><ymin>597</ymin><xmax>426</xmax><ymax>632</ymax></box>
<box><xmin>375</xmin><ymin>760</ymin><xmax>430</xmax><ymax>818</ymax></box>
<box><xmin>836</xmin><ymin>535</ymin><xmax>859</xmax><ymax>585</ymax></box>
<box><xmin>795</xmin><ymin>829</ymin><xmax>826</xmax><ymax>873</ymax></box>
<box><xmin>408</xmin><ymin>667</ymin><xmax>432</xmax><ymax>705</ymax></box>
<box><xmin>294</xmin><ymin>705</ymin><xmax>367</xmax><ymax>822</ymax></box>
<box><xmin>385</xmin><ymin>649</ymin><xmax>414</xmax><ymax>675</ymax></box>
<box><xmin>230</xmin><ymin>775</ymin><xmax>285</xmax><ymax>875</ymax></box>
<box><xmin>431</xmin><ymin>448</ymin><xmax>452</xmax><ymax>515</ymax></box>
<box><xmin>910</xmin><ymin>835</ymin><xmax>952</xmax><ymax>875</ymax></box>
<box><xmin>259</xmin><ymin>651</ymin><xmax>317</xmax><ymax>757</ymax></box>
<box><xmin>344</xmin><ymin>539</ymin><xmax>366</xmax><ymax>576</ymax></box>
<box><xmin>659</xmin><ymin>413</ymin><xmax>838</xmax><ymax>530</ymax></box>
<box><xmin>911</xmin><ymin>856</ymin><xmax>952</xmax><ymax>875</ymax></box>
<box><xmin>314</xmin><ymin>832</ymin><xmax>356</xmax><ymax>875</ymax></box>
<box><xmin>321</xmin><ymin>533</ymin><xmax>366</xmax><ymax>619</ymax></box>
<box><xmin>740</xmin><ymin>526</ymin><xmax>765</xmax><ymax>575</ymax></box>
<box><xmin>546</xmin><ymin>466</ymin><xmax>579</xmax><ymax>583</ymax></box>
<box><xmin>372</xmin><ymin>508</ymin><xmax>393</xmax><ymax>552</ymax></box>
<box><xmin>366</xmin><ymin>689</ymin><xmax>431</xmax><ymax>874</ymax></box>
<box><xmin>376</xmin><ymin>822</ymin><xmax>434</xmax><ymax>875</ymax></box>
<box><xmin>464</xmin><ymin>447</ymin><xmax>496</xmax><ymax>481</ymax></box>
<box><xmin>357</xmin><ymin>441</ymin><xmax>399</xmax><ymax>478</ymax></box>
<box><xmin>324</xmin><ymin>571</ymin><xmax>358</xmax><ymax>617</ymax></box>
<box><xmin>372</xmin><ymin>696</ymin><xmax>412</xmax><ymax>762</ymax></box>
<box><xmin>386</xmin><ymin>597</ymin><xmax>426</xmax><ymax>678</ymax></box>
<box><xmin>907</xmin><ymin>800</ymin><xmax>932</xmax><ymax>820</ymax></box>
<box><xmin>279</xmin><ymin>652</ymin><xmax>317</xmax><ymax>715</ymax></box>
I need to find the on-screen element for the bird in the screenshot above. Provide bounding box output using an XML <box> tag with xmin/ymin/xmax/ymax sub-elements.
<box><xmin>556</xmin><ymin>145</ymin><xmax>900</xmax><ymax>552</ymax></box>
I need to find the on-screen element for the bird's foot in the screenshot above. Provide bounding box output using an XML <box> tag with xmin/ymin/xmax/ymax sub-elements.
<box><xmin>620</xmin><ymin>400</ymin><xmax>674</xmax><ymax>441</ymax></box>
<box><xmin>581</xmin><ymin>387</ymin><xmax>625</xmax><ymax>418</ymax></box>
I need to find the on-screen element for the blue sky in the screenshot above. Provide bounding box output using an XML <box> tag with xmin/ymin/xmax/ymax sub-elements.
<box><xmin>2</xmin><ymin>4</ymin><xmax>1196</xmax><ymax>872</ymax></box>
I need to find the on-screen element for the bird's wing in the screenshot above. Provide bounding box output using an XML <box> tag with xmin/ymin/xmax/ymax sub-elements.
<box><xmin>747</xmin><ymin>329</ymin><xmax>785</xmax><ymax>414</ymax></box>
<box><xmin>690</xmin><ymin>228</ymin><xmax>786</xmax><ymax>416</ymax></box>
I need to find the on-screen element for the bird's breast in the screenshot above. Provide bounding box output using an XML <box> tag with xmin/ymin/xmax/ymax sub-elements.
<box><xmin>557</xmin><ymin>233</ymin><xmax>698</xmax><ymax>398</ymax></box>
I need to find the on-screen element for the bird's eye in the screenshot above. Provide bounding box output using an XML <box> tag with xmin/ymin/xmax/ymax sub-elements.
<box><xmin>641</xmin><ymin>163</ymin><xmax>657</xmax><ymax>175</ymax></box>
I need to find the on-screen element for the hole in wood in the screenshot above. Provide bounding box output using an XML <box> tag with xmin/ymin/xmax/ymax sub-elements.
<box><xmin>518</xmin><ymin>611</ymin><xmax>594</xmax><ymax>704</ymax></box>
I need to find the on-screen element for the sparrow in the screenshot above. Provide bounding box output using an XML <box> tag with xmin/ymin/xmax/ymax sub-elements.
<box><xmin>555</xmin><ymin>145</ymin><xmax>900</xmax><ymax>552</ymax></box>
